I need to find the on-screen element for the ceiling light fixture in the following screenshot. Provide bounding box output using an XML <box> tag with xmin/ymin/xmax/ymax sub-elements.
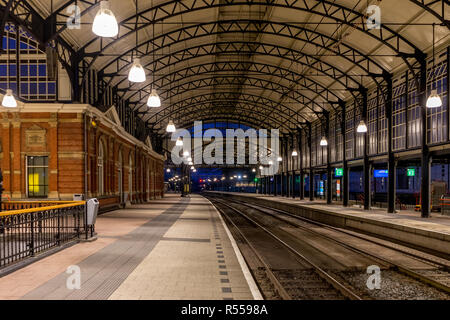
<box><xmin>427</xmin><ymin>23</ymin><xmax>442</xmax><ymax>109</ymax></box>
<box><xmin>2</xmin><ymin>89</ymin><xmax>17</xmax><ymax>108</ymax></box>
<box><xmin>292</xmin><ymin>150</ymin><xmax>298</xmax><ymax>157</ymax></box>
<box><xmin>166</xmin><ymin>120</ymin><xmax>176</xmax><ymax>133</ymax></box>
<box><xmin>176</xmin><ymin>137</ymin><xmax>183</xmax><ymax>146</ymax></box>
<box><xmin>320</xmin><ymin>136</ymin><xmax>328</xmax><ymax>146</ymax></box>
<box><xmin>356</xmin><ymin>120</ymin><xmax>368</xmax><ymax>133</ymax></box>
<box><xmin>128</xmin><ymin>59</ymin><xmax>146</xmax><ymax>83</ymax></box>
<box><xmin>92</xmin><ymin>1</ymin><xmax>118</xmax><ymax>38</ymax></box>
<box><xmin>147</xmin><ymin>88</ymin><xmax>161</xmax><ymax>107</ymax></box>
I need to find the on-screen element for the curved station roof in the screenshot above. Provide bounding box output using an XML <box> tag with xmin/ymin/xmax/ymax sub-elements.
<box><xmin>7</xmin><ymin>0</ymin><xmax>449</xmax><ymax>135</ymax></box>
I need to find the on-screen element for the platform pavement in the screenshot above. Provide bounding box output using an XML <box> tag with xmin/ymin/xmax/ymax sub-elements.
<box><xmin>206</xmin><ymin>192</ymin><xmax>450</xmax><ymax>255</ymax></box>
<box><xmin>0</xmin><ymin>194</ymin><xmax>260</xmax><ymax>300</ymax></box>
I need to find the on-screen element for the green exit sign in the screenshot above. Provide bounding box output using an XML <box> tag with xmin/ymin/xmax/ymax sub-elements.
<box><xmin>407</xmin><ymin>168</ymin><xmax>416</xmax><ymax>177</ymax></box>
<box><xmin>335</xmin><ymin>168</ymin><xmax>344</xmax><ymax>177</ymax></box>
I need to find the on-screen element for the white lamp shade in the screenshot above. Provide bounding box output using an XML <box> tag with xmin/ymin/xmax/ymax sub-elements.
<box><xmin>187</xmin><ymin>157</ymin><xmax>192</xmax><ymax>162</ymax></box>
<box><xmin>356</xmin><ymin>120</ymin><xmax>368</xmax><ymax>133</ymax></box>
<box><xmin>92</xmin><ymin>1</ymin><xmax>118</xmax><ymax>37</ymax></box>
<box><xmin>183</xmin><ymin>151</ymin><xmax>190</xmax><ymax>157</ymax></box>
<box><xmin>193</xmin><ymin>169</ymin><xmax>197</xmax><ymax>172</ymax></box>
<box><xmin>190</xmin><ymin>166</ymin><xmax>195</xmax><ymax>170</ymax></box>
<box><xmin>277</xmin><ymin>156</ymin><xmax>282</xmax><ymax>162</ymax></box>
<box><xmin>268</xmin><ymin>160</ymin><xmax>273</xmax><ymax>165</ymax></box>
<box><xmin>252</xmin><ymin>168</ymin><xmax>256</xmax><ymax>172</ymax></box>
<box><xmin>147</xmin><ymin>88</ymin><xmax>161</xmax><ymax>107</ymax></box>
<box><xmin>176</xmin><ymin>137</ymin><xmax>183</xmax><ymax>146</ymax></box>
<box><xmin>320</xmin><ymin>137</ymin><xmax>328</xmax><ymax>146</ymax></box>
<box><xmin>426</xmin><ymin>90</ymin><xmax>442</xmax><ymax>108</ymax></box>
<box><xmin>128</xmin><ymin>58</ymin><xmax>146</xmax><ymax>83</ymax></box>
<box><xmin>166</xmin><ymin>168</ymin><xmax>171</xmax><ymax>173</ymax></box>
<box><xmin>259</xmin><ymin>166</ymin><xmax>263</xmax><ymax>170</ymax></box>
<box><xmin>291</xmin><ymin>150</ymin><xmax>298</xmax><ymax>157</ymax></box>
<box><xmin>166</xmin><ymin>120</ymin><xmax>176</xmax><ymax>133</ymax></box>
<box><xmin>2</xmin><ymin>89</ymin><xmax>17</xmax><ymax>108</ymax></box>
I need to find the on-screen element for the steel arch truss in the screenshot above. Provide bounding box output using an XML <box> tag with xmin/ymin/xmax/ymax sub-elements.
<box><xmin>127</xmin><ymin>61</ymin><xmax>345</xmax><ymax>115</ymax></box>
<box><xmin>108</xmin><ymin>40</ymin><xmax>363</xmax><ymax>103</ymax></box>
<box><xmin>91</xmin><ymin>20</ymin><xmax>388</xmax><ymax>88</ymax></box>
<box><xmin>144</xmin><ymin>92</ymin><xmax>310</xmax><ymax>134</ymax></box>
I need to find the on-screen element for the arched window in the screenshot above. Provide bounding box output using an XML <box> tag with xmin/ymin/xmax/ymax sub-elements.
<box><xmin>98</xmin><ymin>141</ymin><xmax>105</xmax><ymax>195</ymax></box>
<box><xmin>128</xmin><ymin>154</ymin><xmax>133</xmax><ymax>202</ymax></box>
<box><xmin>118</xmin><ymin>150</ymin><xmax>123</xmax><ymax>202</ymax></box>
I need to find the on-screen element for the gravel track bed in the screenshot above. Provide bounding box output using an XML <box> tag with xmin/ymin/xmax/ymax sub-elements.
<box><xmin>338</xmin><ymin>270</ymin><xmax>450</xmax><ymax>300</ymax></box>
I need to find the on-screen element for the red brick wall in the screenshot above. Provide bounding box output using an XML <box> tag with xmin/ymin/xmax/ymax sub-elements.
<box><xmin>0</xmin><ymin>111</ymin><xmax>164</xmax><ymax>209</ymax></box>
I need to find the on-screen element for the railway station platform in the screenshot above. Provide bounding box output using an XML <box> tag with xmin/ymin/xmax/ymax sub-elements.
<box><xmin>0</xmin><ymin>194</ymin><xmax>259</xmax><ymax>300</ymax></box>
<box><xmin>205</xmin><ymin>192</ymin><xmax>450</xmax><ymax>257</ymax></box>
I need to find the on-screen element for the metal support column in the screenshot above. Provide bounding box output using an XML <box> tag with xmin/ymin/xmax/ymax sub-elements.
<box><xmin>324</xmin><ymin>112</ymin><xmax>332</xmax><ymax>204</ymax></box>
<box><xmin>361</xmin><ymin>88</ymin><xmax>371</xmax><ymax>210</ymax></box>
<box><xmin>339</xmin><ymin>101</ymin><xmax>349</xmax><ymax>207</ymax></box>
<box><xmin>385</xmin><ymin>74</ymin><xmax>396</xmax><ymax>213</ymax></box>
<box><xmin>307</xmin><ymin>123</ymin><xmax>314</xmax><ymax>201</ymax></box>
<box><xmin>298</xmin><ymin>128</ymin><xmax>304</xmax><ymax>200</ymax></box>
<box><xmin>419</xmin><ymin>56</ymin><xmax>431</xmax><ymax>218</ymax></box>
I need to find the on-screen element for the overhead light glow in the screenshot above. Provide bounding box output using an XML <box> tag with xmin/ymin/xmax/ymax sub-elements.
<box><xmin>356</xmin><ymin>120</ymin><xmax>368</xmax><ymax>133</ymax></box>
<box><xmin>176</xmin><ymin>137</ymin><xmax>183</xmax><ymax>146</ymax></box>
<box><xmin>92</xmin><ymin>1</ymin><xmax>118</xmax><ymax>38</ymax></box>
<box><xmin>2</xmin><ymin>89</ymin><xmax>17</xmax><ymax>108</ymax></box>
<box><xmin>268</xmin><ymin>160</ymin><xmax>273</xmax><ymax>165</ymax></box>
<box><xmin>193</xmin><ymin>169</ymin><xmax>197</xmax><ymax>172</ymax></box>
<box><xmin>128</xmin><ymin>58</ymin><xmax>146</xmax><ymax>83</ymax></box>
<box><xmin>259</xmin><ymin>165</ymin><xmax>263</xmax><ymax>170</ymax></box>
<box><xmin>277</xmin><ymin>156</ymin><xmax>282</xmax><ymax>162</ymax></box>
<box><xmin>147</xmin><ymin>88</ymin><xmax>161</xmax><ymax>107</ymax></box>
<box><xmin>426</xmin><ymin>90</ymin><xmax>442</xmax><ymax>108</ymax></box>
<box><xmin>183</xmin><ymin>151</ymin><xmax>190</xmax><ymax>158</ymax></box>
<box><xmin>166</xmin><ymin>168</ymin><xmax>171</xmax><ymax>173</ymax></box>
<box><xmin>291</xmin><ymin>150</ymin><xmax>298</xmax><ymax>157</ymax></box>
<box><xmin>252</xmin><ymin>168</ymin><xmax>256</xmax><ymax>172</ymax></box>
<box><xmin>166</xmin><ymin>120</ymin><xmax>176</xmax><ymax>133</ymax></box>
<box><xmin>320</xmin><ymin>136</ymin><xmax>328</xmax><ymax>146</ymax></box>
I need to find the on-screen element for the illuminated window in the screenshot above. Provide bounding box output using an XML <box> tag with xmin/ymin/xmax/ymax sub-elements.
<box><xmin>27</xmin><ymin>156</ymin><xmax>48</xmax><ymax>198</ymax></box>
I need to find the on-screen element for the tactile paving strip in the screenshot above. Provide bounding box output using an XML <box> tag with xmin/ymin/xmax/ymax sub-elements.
<box><xmin>21</xmin><ymin>199</ymin><xmax>190</xmax><ymax>300</ymax></box>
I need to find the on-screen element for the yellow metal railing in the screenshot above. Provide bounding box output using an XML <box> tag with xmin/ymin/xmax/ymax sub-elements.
<box><xmin>0</xmin><ymin>200</ymin><xmax>87</xmax><ymax>269</ymax></box>
<box><xmin>0</xmin><ymin>201</ymin><xmax>86</xmax><ymax>217</ymax></box>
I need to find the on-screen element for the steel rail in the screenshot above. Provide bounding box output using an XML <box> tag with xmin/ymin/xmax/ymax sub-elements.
<box><xmin>209</xmin><ymin>197</ymin><xmax>363</xmax><ymax>300</ymax></box>
<box><xmin>223</xmin><ymin>196</ymin><xmax>450</xmax><ymax>295</ymax></box>
<box><xmin>214</xmin><ymin>202</ymin><xmax>292</xmax><ymax>300</ymax></box>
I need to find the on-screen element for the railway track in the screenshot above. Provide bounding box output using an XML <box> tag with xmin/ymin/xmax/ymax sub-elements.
<box><xmin>209</xmin><ymin>197</ymin><xmax>364</xmax><ymax>300</ymax></box>
<box><xmin>208</xmin><ymin>194</ymin><xmax>450</xmax><ymax>299</ymax></box>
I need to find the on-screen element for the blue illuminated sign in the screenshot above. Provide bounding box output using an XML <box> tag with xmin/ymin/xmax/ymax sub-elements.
<box><xmin>374</xmin><ymin>170</ymin><xmax>388</xmax><ymax>178</ymax></box>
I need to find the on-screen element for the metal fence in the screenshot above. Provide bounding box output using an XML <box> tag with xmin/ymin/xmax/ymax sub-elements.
<box><xmin>0</xmin><ymin>201</ymin><xmax>86</xmax><ymax>270</ymax></box>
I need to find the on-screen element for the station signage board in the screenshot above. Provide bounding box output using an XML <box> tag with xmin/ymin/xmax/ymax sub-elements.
<box><xmin>374</xmin><ymin>169</ymin><xmax>389</xmax><ymax>178</ymax></box>
<box><xmin>335</xmin><ymin>168</ymin><xmax>344</xmax><ymax>177</ymax></box>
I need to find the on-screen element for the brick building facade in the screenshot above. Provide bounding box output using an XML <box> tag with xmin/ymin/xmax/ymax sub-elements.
<box><xmin>0</xmin><ymin>103</ymin><xmax>164</xmax><ymax>211</ymax></box>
